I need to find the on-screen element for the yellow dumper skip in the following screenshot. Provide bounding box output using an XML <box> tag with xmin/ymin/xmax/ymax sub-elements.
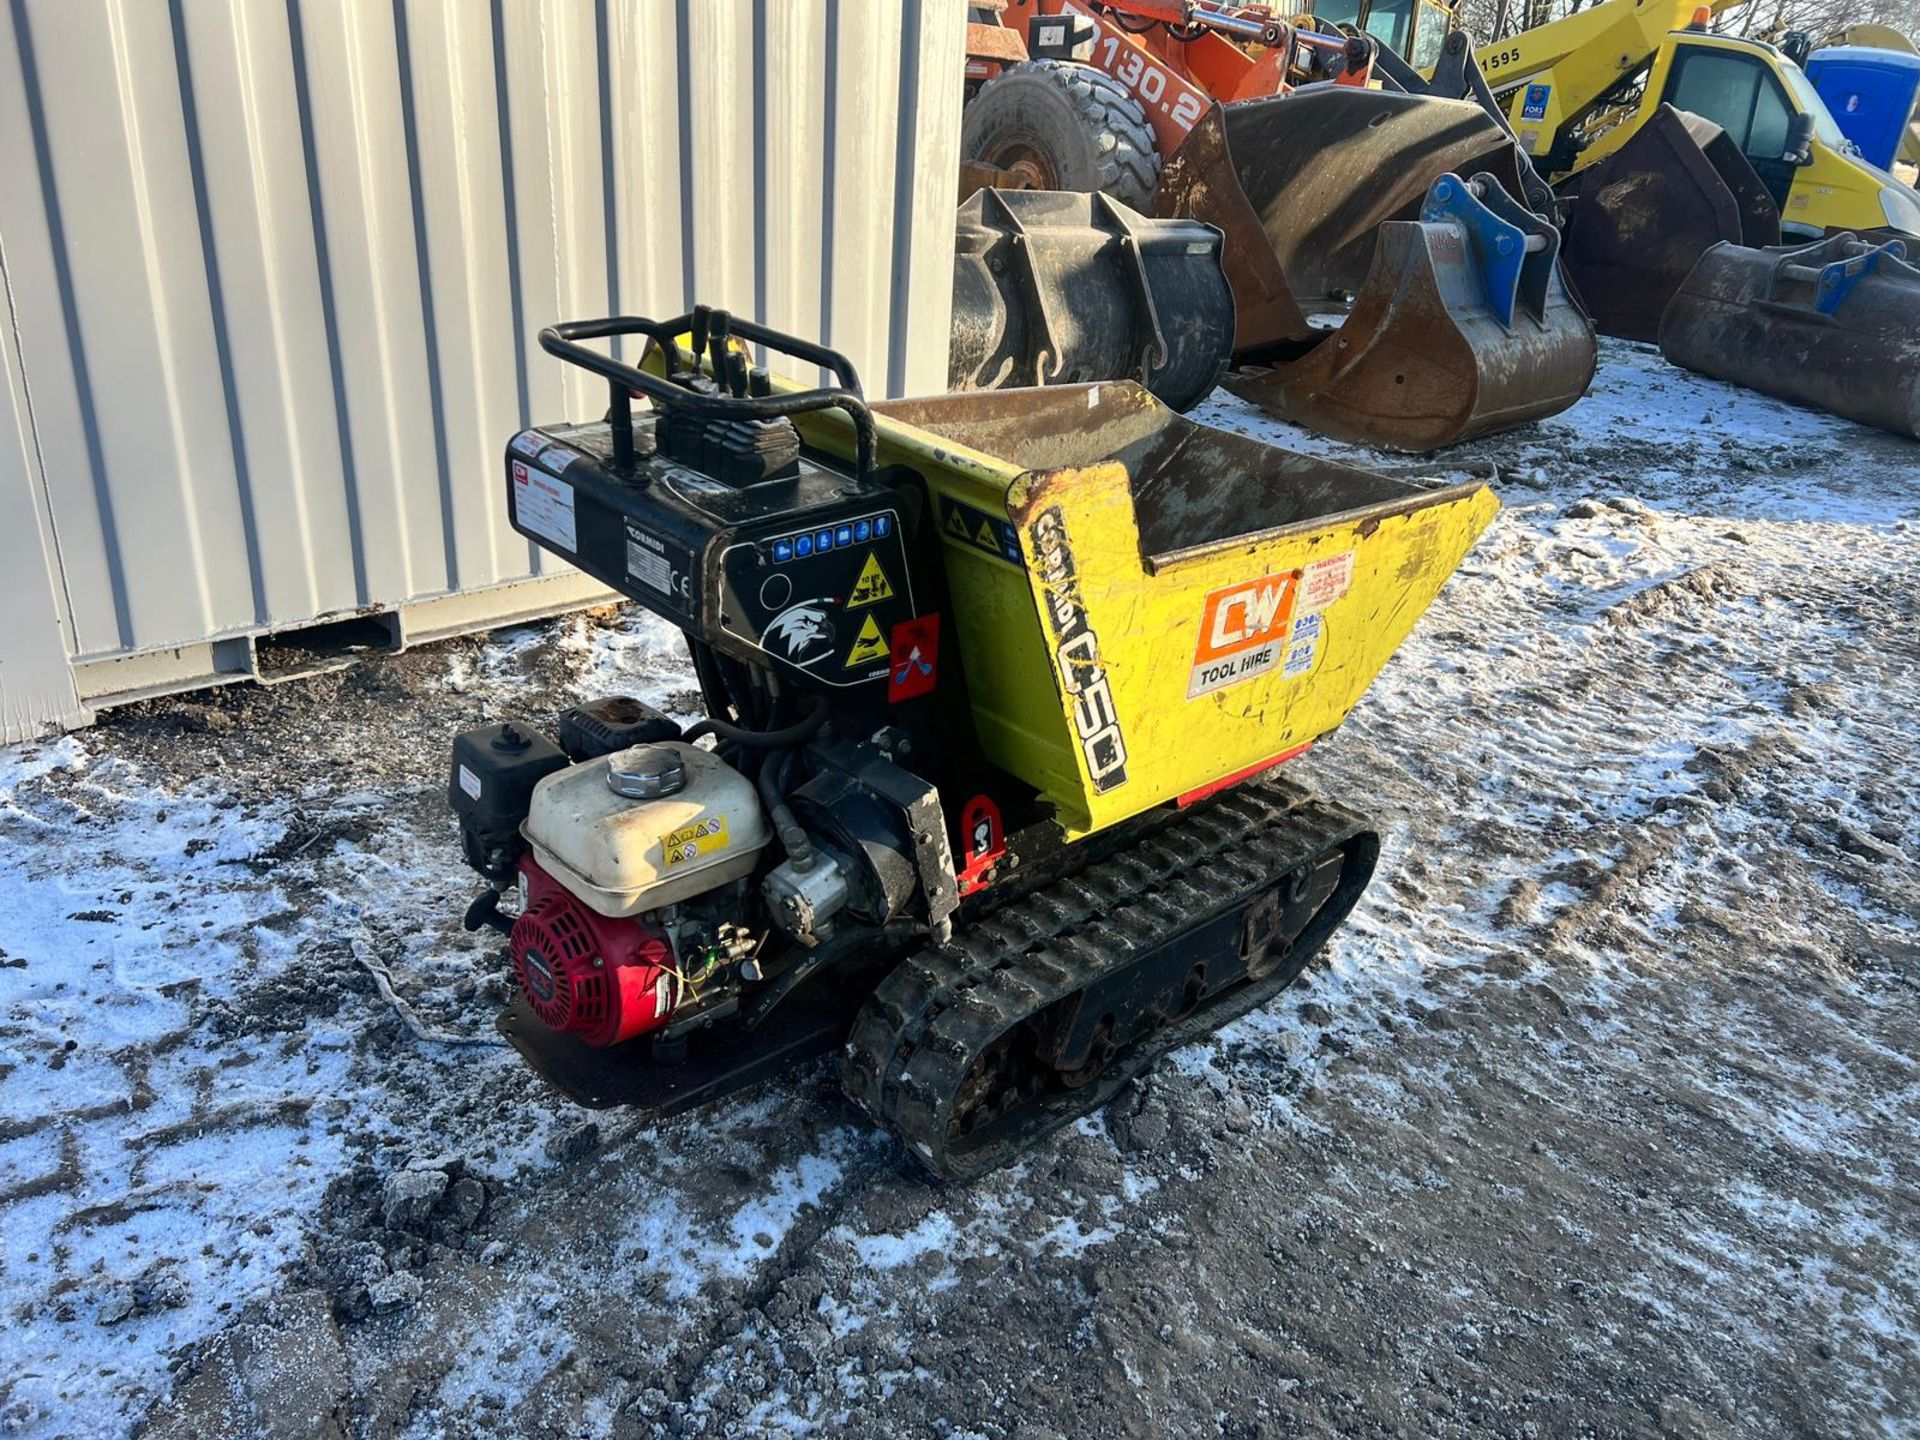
<box><xmin>797</xmin><ymin>382</ymin><xmax>1497</xmax><ymax>838</ymax></box>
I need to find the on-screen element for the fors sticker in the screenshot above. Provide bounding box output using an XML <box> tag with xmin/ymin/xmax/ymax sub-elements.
<box><xmin>662</xmin><ymin>816</ymin><xmax>729</xmax><ymax>869</ymax></box>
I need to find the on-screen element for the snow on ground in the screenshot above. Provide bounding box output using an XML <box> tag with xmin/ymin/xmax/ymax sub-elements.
<box><xmin>0</xmin><ymin>338</ymin><xmax>1916</xmax><ymax>1439</ymax></box>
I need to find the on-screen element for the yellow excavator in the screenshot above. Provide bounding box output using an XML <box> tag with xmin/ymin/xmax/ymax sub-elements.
<box><xmin>1476</xmin><ymin>0</ymin><xmax>1920</xmax><ymax>337</ymax></box>
<box><xmin>1474</xmin><ymin>0</ymin><xmax>1920</xmax><ymax>236</ymax></box>
<box><xmin>1346</xmin><ymin>0</ymin><xmax>1920</xmax><ymax>337</ymax></box>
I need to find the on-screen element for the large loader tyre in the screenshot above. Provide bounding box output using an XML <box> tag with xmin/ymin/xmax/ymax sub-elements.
<box><xmin>961</xmin><ymin>60</ymin><xmax>1160</xmax><ymax>209</ymax></box>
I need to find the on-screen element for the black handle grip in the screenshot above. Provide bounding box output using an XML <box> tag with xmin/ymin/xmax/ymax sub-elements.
<box><xmin>538</xmin><ymin>313</ymin><xmax>876</xmax><ymax>480</ymax></box>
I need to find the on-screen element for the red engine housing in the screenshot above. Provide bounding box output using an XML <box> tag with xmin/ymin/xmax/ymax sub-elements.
<box><xmin>509</xmin><ymin>857</ymin><xmax>678</xmax><ymax>1047</ymax></box>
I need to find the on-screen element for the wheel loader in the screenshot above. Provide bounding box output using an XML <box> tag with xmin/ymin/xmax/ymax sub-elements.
<box><xmin>449</xmin><ymin>307</ymin><xmax>1496</xmax><ymax>1179</ymax></box>
<box><xmin>952</xmin><ymin>0</ymin><xmax>1596</xmax><ymax>450</ymax></box>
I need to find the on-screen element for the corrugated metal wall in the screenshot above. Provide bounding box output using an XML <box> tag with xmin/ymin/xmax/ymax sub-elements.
<box><xmin>0</xmin><ymin>0</ymin><xmax>963</xmax><ymax>735</ymax></box>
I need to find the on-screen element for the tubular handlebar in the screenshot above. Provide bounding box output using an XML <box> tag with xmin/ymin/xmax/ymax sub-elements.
<box><xmin>537</xmin><ymin>313</ymin><xmax>878</xmax><ymax>481</ymax></box>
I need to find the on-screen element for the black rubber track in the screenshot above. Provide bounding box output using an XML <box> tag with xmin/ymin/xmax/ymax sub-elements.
<box><xmin>962</xmin><ymin>59</ymin><xmax>1161</xmax><ymax>209</ymax></box>
<box><xmin>840</xmin><ymin>779</ymin><xmax>1378</xmax><ymax>1180</ymax></box>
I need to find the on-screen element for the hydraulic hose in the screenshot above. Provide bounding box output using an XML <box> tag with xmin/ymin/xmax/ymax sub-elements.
<box><xmin>683</xmin><ymin>697</ymin><xmax>828</xmax><ymax>749</ymax></box>
<box><xmin>755</xmin><ymin>747</ymin><xmax>815</xmax><ymax>871</ymax></box>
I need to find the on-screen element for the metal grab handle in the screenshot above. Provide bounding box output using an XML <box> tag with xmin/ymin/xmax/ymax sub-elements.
<box><xmin>537</xmin><ymin>313</ymin><xmax>877</xmax><ymax>480</ymax></box>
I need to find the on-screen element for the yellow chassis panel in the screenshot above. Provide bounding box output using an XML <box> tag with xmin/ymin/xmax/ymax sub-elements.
<box><xmin>800</xmin><ymin>382</ymin><xmax>1497</xmax><ymax>839</ymax></box>
<box><xmin>1005</xmin><ymin>460</ymin><xmax>1496</xmax><ymax>834</ymax></box>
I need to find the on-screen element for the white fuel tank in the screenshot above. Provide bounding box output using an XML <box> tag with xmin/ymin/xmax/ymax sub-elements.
<box><xmin>522</xmin><ymin>742</ymin><xmax>771</xmax><ymax>918</ymax></box>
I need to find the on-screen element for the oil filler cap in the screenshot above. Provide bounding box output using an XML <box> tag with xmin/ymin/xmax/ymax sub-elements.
<box><xmin>606</xmin><ymin>744</ymin><xmax>686</xmax><ymax>800</ymax></box>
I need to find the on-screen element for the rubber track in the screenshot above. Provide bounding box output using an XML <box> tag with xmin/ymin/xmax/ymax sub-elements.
<box><xmin>840</xmin><ymin>779</ymin><xmax>1372</xmax><ymax>1180</ymax></box>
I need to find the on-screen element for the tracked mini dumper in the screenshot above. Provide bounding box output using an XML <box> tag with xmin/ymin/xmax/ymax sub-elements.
<box><xmin>451</xmin><ymin>309</ymin><xmax>1496</xmax><ymax>1179</ymax></box>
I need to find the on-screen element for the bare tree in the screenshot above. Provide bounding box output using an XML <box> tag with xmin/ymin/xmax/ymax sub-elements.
<box><xmin>1448</xmin><ymin>0</ymin><xmax>1920</xmax><ymax>45</ymax></box>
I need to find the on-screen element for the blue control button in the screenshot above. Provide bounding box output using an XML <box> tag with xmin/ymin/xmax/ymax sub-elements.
<box><xmin>853</xmin><ymin>519</ymin><xmax>872</xmax><ymax>543</ymax></box>
<box><xmin>875</xmin><ymin>514</ymin><xmax>892</xmax><ymax>538</ymax></box>
<box><xmin>795</xmin><ymin>534</ymin><xmax>814</xmax><ymax>557</ymax></box>
<box><xmin>835</xmin><ymin>524</ymin><xmax>854</xmax><ymax>548</ymax></box>
<box><xmin>816</xmin><ymin>529</ymin><xmax>834</xmax><ymax>552</ymax></box>
<box><xmin>772</xmin><ymin>538</ymin><xmax>793</xmax><ymax>563</ymax></box>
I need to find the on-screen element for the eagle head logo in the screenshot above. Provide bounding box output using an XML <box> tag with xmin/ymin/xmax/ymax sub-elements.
<box><xmin>765</xmin><ymin>602</ymin><xmax>836</xmax><ymax>662</ymax></box>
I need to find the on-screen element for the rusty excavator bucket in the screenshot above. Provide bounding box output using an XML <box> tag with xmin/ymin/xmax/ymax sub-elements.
<box><xmin>1555</xmin><ymin>106</ymin><xmax>1781</xmax><ymax>342</ymax></box>
<box><xmin>1659</xmin><ymin>234</ymin><xmax>1920</xmax><ymax>439</ymax></box>
<box><xmin>1224</xmin><ymin>173</ymin><xmax>1597</xmax><ymax>451</ymax></box>
<box><xmin>1156</xmin><ymin>87</ymin><xmax>1594</xmax><ymax>450</ymax></box>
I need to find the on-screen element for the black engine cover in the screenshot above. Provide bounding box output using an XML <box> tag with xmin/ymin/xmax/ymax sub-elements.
<box><xmin>506</xmin><ymin>421</ymin><xmax>919</xmax><ymax>692</ymax></box>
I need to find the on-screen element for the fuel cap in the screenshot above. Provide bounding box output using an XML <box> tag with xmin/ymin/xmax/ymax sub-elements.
<box><xmin>606</xmin><ymin>744</ymin><xmax>687</xmax><ymax>800</ymax></box>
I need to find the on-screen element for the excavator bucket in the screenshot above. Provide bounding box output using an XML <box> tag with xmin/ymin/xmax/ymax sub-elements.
<box><xmin>1555</xmin><ymin>105</ymin><xmax>1781</xmax><ymax>342</ymax></box>
<box><xmin>1659</xmin><ymin>234</ymin><xmax>1920</xmax><ymax>438</ymax></box>
<box><xmin>948</xmin><ymin>189</ymin><xmax>1235</xmax><ymax>412</ymax></box>
<box><xmin>1155</xmin><ymin>88</ymin><xmax>1531</xmax><ymax>355</ymax></box>
<box><xmin>1224</xmin><ymin>173</ymin><xmax>1596</xmax><ymax>451</ymax></box>
<box><xmin>1154</xmin><ymin>88</ymin><xmax>1591</xmax><ymax>448</ymax></box>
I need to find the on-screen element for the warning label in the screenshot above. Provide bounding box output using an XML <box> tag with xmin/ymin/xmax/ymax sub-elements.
<box><xmin>512</xmin><ymin>460</ymin><xmax>577</xmax><ymax>553</ymax></box>
<box><xmin>939</xmin><ymin>495</ymin><xmax>1023</xmax><ymax>566</ymax></box>
<box><xmin>843</xmin><ymin>614</ymin><xmax>889</xmax><ymax>668</ymax></box>
<box><xmin>889</xmin><ymin>614</ymin><xmax>940</xmax><ymax>702</ymax></box>
<box><xmin>1188</xmin><ymin>573</ymin><xmax>1298</xmax><ymax>699</ymax></box>
<box><xmin>846</xmin><ymin>552</ymin><xmax>894</xmax><ymax>608</ymax></box>
<box><xmin>1297</xmin><ymin>550</ymin><xmax>1355</xmax><ymax>614</ymax></box>
<box><xmin>662</xmin><ymin>815</ymin><xmax>728</xmax><ymax>869</ymax></box>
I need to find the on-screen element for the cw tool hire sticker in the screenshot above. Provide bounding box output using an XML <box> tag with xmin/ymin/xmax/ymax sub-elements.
<box><xmin>1189</xmin><ymin>573</ymin><xmax>1298</xmax><ymax>698</ymax></box>
<box><xmin>1188</xmin><ymin>551</ymin><xmax>1352</xmax><ymax>699</ymax></box>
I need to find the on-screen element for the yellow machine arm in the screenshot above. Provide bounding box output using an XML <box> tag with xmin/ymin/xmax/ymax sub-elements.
<box><xmin>1476</xmin><ymin>0</ymin><xmax>1744</xmax><ymax>114</ymax></box>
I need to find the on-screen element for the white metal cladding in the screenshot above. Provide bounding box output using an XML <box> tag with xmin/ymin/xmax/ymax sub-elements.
<box><xmin>0</xmin><ymin>0</ymin><xmax>964</xmax><ymax>730</ymax></box>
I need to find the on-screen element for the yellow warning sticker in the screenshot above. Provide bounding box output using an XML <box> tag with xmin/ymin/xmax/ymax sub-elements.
<box><xmin>846</xmin><ymin>552</ymin><xmax>894</xmax><ymax>608</ymax></box>
<box><xmin>662</xmin><ymin>815</ymin><xmax>729</xmax><ymax>869</ymax></box>
<box><xmin>946</xmin><ymin>509</ymin><xmax>972</xmax><ymax>539</ymax></box>
<box><xmin>843</xmin><ymin>614</ymin><xmax>889</xmax><ymax>668</ymax></box>
<box><xmin>975</xmin><ymin>519</ymin><xmax>998</xmax><ymax>549</ymax></box>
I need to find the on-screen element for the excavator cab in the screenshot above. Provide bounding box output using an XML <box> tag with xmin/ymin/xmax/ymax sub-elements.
<box><xmin>1305</xmin><ymin>0</ymin><xmax>1455</xmax><ymax>70</ymax></box>
<box><xmin>1635</xmin><ymin>33</ymin><xmax>1920</xmax><ymax>237</ymax></box>
<box><xmin>1388</xmin><ymin>0</ymin><xmax>1920</xmax><ymax>339</ymax></box>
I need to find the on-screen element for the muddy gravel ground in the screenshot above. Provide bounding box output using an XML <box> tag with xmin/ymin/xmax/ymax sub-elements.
<box><xmin>1</xmin><ymin>342</ymin><xmax>1917</xmax><ymax>1440</ymax></box>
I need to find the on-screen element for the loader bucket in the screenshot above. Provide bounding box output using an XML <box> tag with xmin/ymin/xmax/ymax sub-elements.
<box><xmin>1155</xmin><ymin>89</ymin><xmax>1531</xmax><ymax>355</ymax></box>
<box><xmin>790</xmin><ymin>386</ymin><xmax>1498</xmax><ymax>836</ymax></box>
<box><xmin>1555</xmin><ymin>105</ymin><xmax>1781</xmax><ymax>342</ymax></box>
<box><xmin>1658</xmin><ymin>234</ymin><xmax>1920</xmax><ymax>438</ymax></box>
<box><xmin>1223</xmin><ymin>173</ymin><xmax>1596</xmax><ymax>451</ymax></box>
<box><xmin>948</xmin><ymin>189</ymin><xmax>1234</xmax><ymax>413</ymax></box>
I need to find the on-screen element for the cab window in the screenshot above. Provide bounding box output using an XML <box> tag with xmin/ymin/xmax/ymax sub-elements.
<box><xmin>1664</xmin><ymin>50</ymin><xmax>1796</xmax><ymax>160</ymax></box>
<box><xmin>1409</xmin><ymin>0</ymin><xmax>1450</xmax><ymax>69</ymax></box>
<box><xmin>1360</xmin><ymin>0</ymin><xmax>1412</xmax><ymax>54</ymax></box>
<box><xmin>1310</xmin><ymin>0</ymin><xmax>1365</xmax><ymax>23</ymax></box>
